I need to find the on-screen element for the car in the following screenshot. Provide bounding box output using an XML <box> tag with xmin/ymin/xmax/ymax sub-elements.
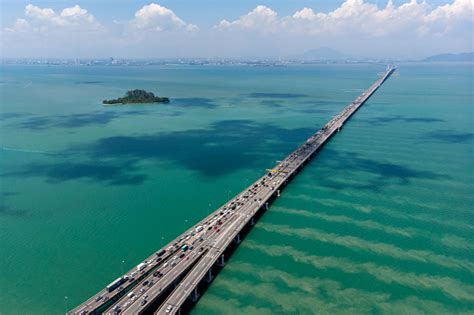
<box><xmin>142</xmin><ymin>280</ymin><xmax>149</xmax><ymax>286</ymax></box>
<box><xmin>141</xmin><ymin>299</ymin><xmax>147</xmax><ymax>306</ymax></box>
<box><xmin>166</xmin><ymin>305</ymin><xmax>173</xmax><ymax>313</ymax></box>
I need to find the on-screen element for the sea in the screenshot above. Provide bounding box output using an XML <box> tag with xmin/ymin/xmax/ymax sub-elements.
<box><xmin>0</xmin><ymin>62</ymin><xmax>472</xmax><ymax>314</ymax></box>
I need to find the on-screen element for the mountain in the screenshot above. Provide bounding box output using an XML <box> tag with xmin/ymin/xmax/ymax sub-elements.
<box><xmin>423</xmin><ymin>52</ymin><xmax>474</xmax><ymax>62</ymax></box>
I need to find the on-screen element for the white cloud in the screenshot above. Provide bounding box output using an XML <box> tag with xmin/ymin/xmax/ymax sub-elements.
<box><xmin>25</xmin><ymin>4</ymin><xmax>56</xmax><ymax>20</ymax></box>
<box><xmin>217</xmin><ymin>5</ymin><xmax>278</xmax><ymax>32</ymax></box>
<box><xmin>2</xmin><ymin>4</ymin><xmax>106</xmax><ymax>58</ymax></box>
<box><xmin>7</xmin><ymin>4</ymin><xmax>101</xmax><ymax>32</ymax></box>
<box><xmin>217</xmin><ymin>0</ymin><xmax>473</xmax><ymax>38</ymax></box>
<box><xmin>61</xmin><ymin>5</ymin><xmax>96</xmax><ymax>23</ymax></box>
<box><xmin>423</xmin><ymin>0</ymin><xmax>474</xmax><ymax>34</ymax></box>
<box><xmin>5</xmin><ymin>18</ymin><xmax>31</xmax><ymax>32</ymax></box>
<box><xmin>130</xmin><ymin>3</ymin><xmax>198</xmax><ymax>32</ymax></box>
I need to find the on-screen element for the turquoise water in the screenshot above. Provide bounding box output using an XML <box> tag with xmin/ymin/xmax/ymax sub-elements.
<box><xmin>0</xmin><ymin>63</ymin><xmax>472</xmax><ymax>314</ymax></box>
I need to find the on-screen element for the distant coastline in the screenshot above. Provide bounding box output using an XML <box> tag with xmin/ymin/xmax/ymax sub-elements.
<box><xmin>423</xmin><ymin>52</ymin><xmax>474</xmax><ymax>62</ymax></box>
<box><xmin>103</xmin><ymin>89</ymin><xmax>169</xmax><ymax>105</ymax></box>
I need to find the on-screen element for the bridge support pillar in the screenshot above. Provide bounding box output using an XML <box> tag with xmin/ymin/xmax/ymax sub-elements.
<box><xmin>277</xmin><ymin>190</ymin><xmax>280</xmax><ymax>197</ymax></box>
<box><xmin>189</xmin><ymin>287</ymin><xmax>200</xmax><ymax>302</ymax></box>
<box><xmin>205</xmin><ymin>269</ymin><xmax>213</xmax><ymax>283</ymax></box>
<box><xmin>265</xmin><ymin>202</ymin><xmax>269</xmax><ymax>211</ymax></box>
<box><xmin>250</xmin><ymin>217</ymin><xmax>255</xmax><ymax>226</ymax></box>
<box><xmin>217</xmin><ymin>254</ymin><xmax>225</xmax><ymax>267</ymax></box>
<box><xmin>233</xmin><ymin>234</ymin><xmax>241</xmax><ymax>244</ymax></box>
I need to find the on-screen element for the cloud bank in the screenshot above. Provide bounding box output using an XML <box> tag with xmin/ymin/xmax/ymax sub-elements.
<box><xmin>2</xmin><ymin>1</ymin><xmax>473</xmax><ymax>58</ymax></box>
<box><xmin>7</xmin><ymin>4</ymin><xmax>101</xmax><ymax>32</ymax></box>
<box><xmin>130</xmin><ymin>3</ymin><xmax>198</xmax><ymax>32</ymax></box>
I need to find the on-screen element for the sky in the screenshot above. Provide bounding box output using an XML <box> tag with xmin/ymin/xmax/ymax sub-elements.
<box><xmin>1</xmin><ymin>0</ymin><xmax>473</xmax><ymax>59</ymax></box>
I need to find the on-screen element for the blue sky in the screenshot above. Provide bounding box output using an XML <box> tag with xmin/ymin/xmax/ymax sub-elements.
<box><xmin>1</xmin><ymin>0</ymin><xmax>473</xmax><ymax>58</ymax></box>
<box><xmin>1</xmin><ymin>0</ymin><xmax>454</xmax><ymax>26</ymax></box>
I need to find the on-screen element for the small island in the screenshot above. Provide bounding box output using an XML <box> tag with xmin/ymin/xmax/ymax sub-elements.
<box><xmin>103</xmin><ymin>89</ymin><xmax>170</xmax><ymax>105</ymax></box>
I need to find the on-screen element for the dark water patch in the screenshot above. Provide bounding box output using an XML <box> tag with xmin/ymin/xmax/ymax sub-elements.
<box><xmin>244</xmin><ymin>93</ymin><xmax>309</xmax><ymax>99</ymax></box>
<box><xmin>260</xmin><ymin>100</ymin><xmax>283</xmax><ymax>108</ymax></box>
<box><xmin>0</xmin><ymin>192</ymin><xmax>28</xmax><ymax>217</ymax></box>
<box><xmin>315</xmin><ymin>150</ymin><xmax>448</xmax><ymax>191</ymax></box>
<box><xmin>75</xmin><ymin>120</ymin><xmax>313</xmax><ymax>177</ymax></box>
<box><xmin>300</xmin><ymin>100</ymin><xmax>342</xmax><ymax>106</ymax></box>
<box><xmin>4</xmin><ymin>120</ymin><xmax>313</xmax><ymax>182</ymax></box>
<box><xmin>56</xmin><ymin>110</ymin><xmax>147</xmax><ymax>128</ymax></box>
<box><xmin>4</xmin><ymin>160</ymin><xmax>147</xmax><ymax>186</ymax></box>
<box><xmin>295</xmin><ymin>108</ymin><xmax>333</xmax><ymax>114</ymax></box>
<box><xmin>171</xmin><ymin>97</ymin><xmax>217</xmax><ymax>109</ymax></box>
<box><xmin>165</xmin><ymin>111</ymin><xmax>185</xmax><ymax>117</ymax></box>
<box><xmin>425</xmin><ymin>130</ymin><xmax>474</xmax><ymax>143</ymax></box>
<box><xmin>364</xmin><ymin>115</ymin><xmax>445</xmax><ymax>125</ymax></box>
<box><xmin>1</xmin><ymin>191</ymin><xmax>19</xmax><ymax>197</ymax></box>
<box><xmin>0</xmin><ymin>112</ymin><xmax>32</xmax><ymax>121</ymax></box>
<box><xmin>0</xmin><ymin>204</ymin><xmax>28</xmax><ymax>217</ymax></box>
<box><xmin>14</xmin><ymin>110</ymin><xmax>147</xmax><ymax>130</ymax></box>
<box><xmin>16</xmin><ymin>116</ymin><xmax>52</xmax><ymax>130</ymax></box>
<box><xmin>74</xmin><ymin>81</ymin><xmax>106</xmax><ymax>85</ymax></box>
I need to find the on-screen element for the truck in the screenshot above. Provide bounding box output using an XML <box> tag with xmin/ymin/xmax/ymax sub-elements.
<box><xmin>136</xmin><ymin>262</ymin><xmax>146</xmax><ymax>271</ymax></box>
<box><xmin>181</xmin><ymin>244</ymin><xmax>189</xmax><ymax>252</ymax></box>
<box><xmin>106</xmin><ymin>277</ymin><xmax>127</xmax><ymax>293</ymax></box>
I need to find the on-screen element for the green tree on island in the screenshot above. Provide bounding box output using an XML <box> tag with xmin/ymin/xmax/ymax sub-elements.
<box><xmin>103</xmin><ymin>89</ymin><xmax>170</xmax><ymax>105</ymax></box>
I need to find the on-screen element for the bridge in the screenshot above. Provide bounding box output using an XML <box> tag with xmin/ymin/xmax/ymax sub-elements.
<box><xmin>70</xmin><ymin>65</ymin><xmax>396</xmax><ymax>315</ymax></box>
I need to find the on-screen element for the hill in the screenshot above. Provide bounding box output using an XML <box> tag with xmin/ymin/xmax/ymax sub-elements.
<box><xmin>423</xmin><ymin>52</ymin><xmax>474</xmax><ymax>62</ymax></box>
